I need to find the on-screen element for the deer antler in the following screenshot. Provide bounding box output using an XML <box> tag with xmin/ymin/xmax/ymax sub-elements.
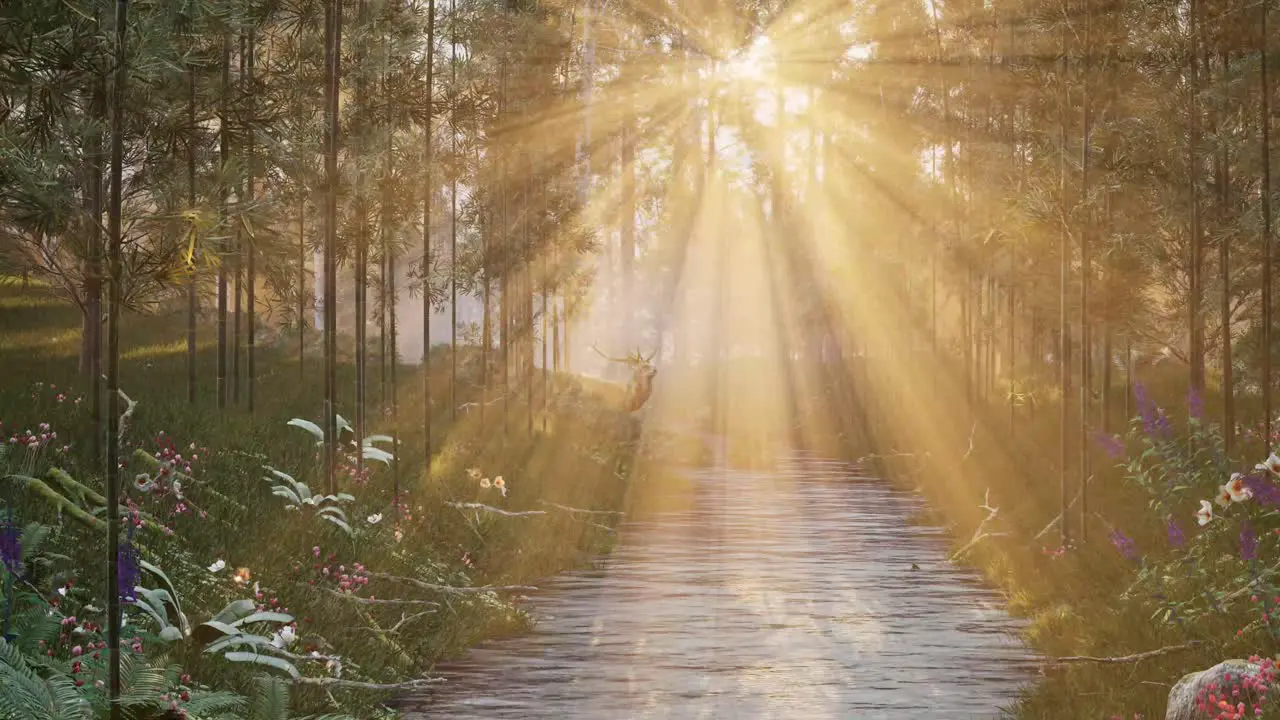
<box><xmin>592</xmin><ymin>344</ymin><xmax>633</xmax><ymax>365</ymax></box>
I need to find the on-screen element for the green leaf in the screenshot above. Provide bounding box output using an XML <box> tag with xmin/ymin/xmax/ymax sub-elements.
<box><xmin>138</xmin><ymin>559</ymin><xmax>188</xmax><ymax>634</ymax></box>
<box><xmin>223</xmin><ymin>651</ymin><xmax>300</xmax><ymax>680</ymax></box>
<box><xmin>212</xmin><ymin>599</ymin><xmax>258</xmax><ymax>625</ymax></box>
<box><xmin>231</xmin><ymin>612</ymin><xmax>294</xmax><ymax>628</ymax></box>
<box><xmin>287</xmin><ymin>418</ymin><xmax>325</xmax><ymax>443</ymax></box>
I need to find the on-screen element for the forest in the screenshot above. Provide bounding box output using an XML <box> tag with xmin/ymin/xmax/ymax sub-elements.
<box><xmin>1</xmin><ymin>0</ymin><xmax>1279</xmax><ymax>716</ymax></box>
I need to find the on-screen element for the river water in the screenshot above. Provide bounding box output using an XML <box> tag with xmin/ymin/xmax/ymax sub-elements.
<box><xmin>403</xmin><ymin>452</ymin><xmax>1038</xmax><ymax>719</ymax></box>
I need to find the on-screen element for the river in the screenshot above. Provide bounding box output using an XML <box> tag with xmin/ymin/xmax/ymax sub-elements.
<box><xmin>402</xmin><ymin>451</ymin><xmax>1038</xmax><ymax>719</ymax></box>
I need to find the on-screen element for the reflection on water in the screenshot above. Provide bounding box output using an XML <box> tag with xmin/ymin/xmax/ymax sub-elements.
<box><xmin>403</xmin><ymin>452</ymin><xmax>1038</xmax><ymax>719</ymax></box>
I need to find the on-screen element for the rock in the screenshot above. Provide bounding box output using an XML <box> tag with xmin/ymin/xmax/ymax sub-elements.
<box><xmin>1166</xmin><ymin>659</ymin><xmax>1269</xmax><ymax>720</ymax></box>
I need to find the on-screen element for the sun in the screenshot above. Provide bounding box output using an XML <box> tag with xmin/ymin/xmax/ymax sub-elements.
<box><xmin>722</xmin><ymin>35</ymin><xmax>773</xmax><ymax>84</ymax></box>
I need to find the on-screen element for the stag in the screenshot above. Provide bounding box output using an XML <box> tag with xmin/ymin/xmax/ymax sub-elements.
<box><xmin>593</xmin><ymin>345</ymin><xmax>658</xmax><ymax>412</ymax></box>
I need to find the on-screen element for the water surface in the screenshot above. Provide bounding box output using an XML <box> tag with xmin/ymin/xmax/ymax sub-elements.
<box><xmin>404</xmin><ymin>452</ymin><xmax>1037</xmax><ymax>719</ymax></box>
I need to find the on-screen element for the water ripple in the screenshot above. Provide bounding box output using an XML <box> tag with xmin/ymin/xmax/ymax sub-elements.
<box><xmin>403</xmin><ymin>454</ymin><xmax>1035</xmax><ymax>719</ymax></box>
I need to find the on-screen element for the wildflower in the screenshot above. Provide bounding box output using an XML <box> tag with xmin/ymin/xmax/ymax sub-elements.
<box><xmin>1188</xmin><ymin>387</ymin><xmax>1204</xmax><ymax>419</ymax></box>
<box><xmin>494</xmin><ymin>476</ymin><xmax>506</xmax><ymax>497</ymax></box>
<box><xmin>1227</xmin><ymin>473</ymin><xmax>1255</xmax><ymax>503</ymax></box>
<box><xmin>117</xmin><ymin>541</ymin><xmax>140</xmax><ymax>603</ymax></box>
<box><xmin>1166</xmin><ymin>518</ymin><xmax>1186</xmax><ymax>549</ymax></box>
<box><xmin>1242</xmin><ymin>523</ymin><xmax>1259</xmax><ymax>562</ymax></box>
<box><xmin>367</xmin><ymin>514</ymin><xmax>382</xmax><ymax>525</ymax></box>
<box><xmin>0</xmin><ymin>521</ymin><xmax>22</xmax><ymax>575</ymax></box>
<box><xmin>466</xmin><ymin>468</ymin><xmax>482</xmax><ymax>480</ymax></box>
<box><xmin>1109</xmin><ymin>529</ymin><xmax>1140</xmax><ymax>562</ymax></box>
<box><xmin>1092</xmin><ymin>432</ymin><xmax>1126</xmax><ymax>459</ymax></box>
<box><xmin>233</xmin><ymin>568</ymin><xmax>251</xmax><ymax>586</ymax></box>
<box><xmin>1217</xmin><ymin>485</ymin><xmax>1235</xmax><ymax>508</ymax></box>
<box><xmin>312</xmin><ymin>546</ymin><xmax>321</xmax><ymax>558</ymax></box>
<box><xmin>1197</xmin><ymin>500</ymin><xmax>1215</xmax><ymax>526</ymax></box>
<box><xmin>1244</xmin><ymin>473</ymin><xmax>1280</xmax><ymax>508</ymax></box>
<box><xmin>207</xmin><ymin>560</ymin><xmax>225</xmax><ymax>573</ymax></box>
<box><xmin>480</xmin><ymin>477</ymin><xmax>492</xmax><ymax>489</ymax></box>
<box><xmin>394</xmin><ymin>528</ymin><xmax>403</xmax><ymax>543</ymax></box>
<box><xmin>1257</xmin><ymin>453</ymin><xmax>1280</xmax><ymax>476</ymax></box>
<box><xmin>270</xmin><ymin>624</ymin><xmax>296</xmax><ymax>649</ymax></box>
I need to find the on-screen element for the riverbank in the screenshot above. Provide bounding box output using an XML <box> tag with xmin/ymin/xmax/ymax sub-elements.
<box><xmin>852</xmin><ymin>354</ymin><xmax>1273</xmax><ymax>719</ymax></box>
<box><xmin>0</xmin><ymin>283</ymin><xmax>653</xmax><ymax>718</ymax></box>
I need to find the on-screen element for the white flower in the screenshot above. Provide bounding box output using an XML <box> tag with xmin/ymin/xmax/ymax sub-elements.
<box><xmin>172</xmin><ymin>480</ymin><xmax>183</xmax><ymax>498</ymax></box>
<box><xmin>1215</xmin><ymin>484</ymin><xmax>1234</xmax><ymax>508</ymax></box>
<box><xmin>367</xmin><ymin>513</ymin><xmax>382</xmax><ymax>525</ymax></box>
<box><xmin>1257</xmin><ymin>453</ymin><xmax>1280</xmax><ymax>476</ymax></box>
<box><xmin>493</xmin><ymin>476</ymin><xmax>506</xmax><ymax>497</ymax></box>
<box><xmin>1226</xmin><ymin>473</ymin><xmax>1254</xmax><ymax>503</ymax></box>
<box><xmin>208</xmin><ymin>559</ymin><xmax>226</xmax><ymax>573</ymax></box>
<box><xmin>480</xmin><ymin>477</ymin><xmax>492</xmax><ymax>489</ymax></box>
<box><xmin>1196</xmin><ymin>499</ymin><xmax>1215</xmax><ymax>526</ymax></box>
<box><xmin>270</xmin><ymin>624</ymin><xmax>296</xmax><ymax>649</ymax></box>
<box><xmin>466</xmin><ymin>468</ymin><xmax>482</xmax><ymax>480</ymax></box>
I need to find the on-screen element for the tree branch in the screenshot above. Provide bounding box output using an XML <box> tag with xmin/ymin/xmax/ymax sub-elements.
<box><xmin>1046</xmin><ymin>640</ymin><xmax>1204</xmax><ymax>665</ymax></box>
<box><xmin>446</xmin><ymin>502</ymin><xmax>547</xmax><ymax>517</ymax></box>
<box><xmin>368</xmin><ymin>572</ymin><xmax>537</xmax><ymax>595</ymax></box>
<box><xmin>293</xmin><ymin>676</ymin><xmax>446</xmax><ymax>691</ymax></box>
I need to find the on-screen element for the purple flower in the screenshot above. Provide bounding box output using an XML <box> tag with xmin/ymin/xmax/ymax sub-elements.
<box><xmin>1133</xmin><ymin>383</ymin><xmax>1170</xmax><ymax>438</ymax></box>
<box><xmin>117</xmin><ymin>541</ymin><xmax>139</xmax><ymax>603</ymax></box>
<box><xmin>0</xmin><ymin>522</ymin><xmax>20</xmax><ymax>575</ymax></box>
<box><xmin>1188</xmin><ymin>387</ymin><xmax>1204</xmax><ymax>419</ymax></box>
<box><xmin>1092</xmin><ymin>431</ymin><xmax>1126</xmax><ymax>459</ymax></box>
<box><xmin>1242</xmin><ymin>473</ymin><xmax>1280</xmax><ymax>506</ymax></box>
<box><xmin>1166</xmin><ymin>518</ymin><xmax>1186</xmax><ymax>549</ymax></box>
<box><xmin>1241</xmin><ymin>522</ymin><xmax>1258</xmax><ymax>562</ymax></box>
<box><xmin>1109</xmin><ymin>528</ymin><xmax>1140</xmax><ymax>562</ymax></box>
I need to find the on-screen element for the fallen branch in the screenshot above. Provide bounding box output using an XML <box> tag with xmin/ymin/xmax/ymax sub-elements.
<box><xmin>99</xmin><ymin>375</ymin><xmax>137</xmax><ymax>442</ymax></box>
<box><xmin>537</xmin><ymin>500</ymin><xmax>625</xmax><ymax>517</ymax></box>
<box><xmin>369</xmin><ymin>572</ymin><xmax>538</xmax><ymax>595</ymax></box>
<box><xmin>1046</xmin><ymin>640</ymin><xmax>1204</xmax><ymax>665</ymax></box>
<box><xmin>315</xmin><ymin>587</ymin><xmax>440</xmax><ymax>607</ymax></box>
<box><xmin>293</xmin><ymin>676</ymin><xmax>446</xmax><ymax>691</ymax></box>
<box><xmin>446</xmin><ymin>502</ymin><xmax>546</xmax><ymax>518</ymax></box>
<box><xmin>960</xmin><ymin>422</ymin><xmax>977</xmax><ymax>463</ymax></box>
<box><xmin>950</xmin><ymin>488</ymin><xmax>1002</xmax><ymax>562</ymax></box>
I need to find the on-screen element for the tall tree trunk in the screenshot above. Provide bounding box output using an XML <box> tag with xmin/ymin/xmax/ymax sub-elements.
<box><xmin>1263</xmin><ymin>0</ymin><xmax>1275</xmax><ymax>445</ymax></box>
<box><xmin>1219</xmin><ymin>50</ymin><xmax>1234</xmax><ymax>455</ymax></box>
<box><xmin>354</xmin><ymin>0</ymin><xmax>369</xmax><ymax>476</ymax></box>
<box><xmin>85</xmin><ymin>55</ymin><xmax>105</xmax><ymax>464</ymax></box>
<box><xmin>1058</xmin><ymin>14</ymin><xmax>1073</xmax><ymax>548</ymax></box>
<box><xmin>421</xmin><ymin>0</ymin><xmax>436</xmax><ymax>460</ymax></box>
<box><xmin>233</xmin><ymin>33</ymin><xmax>245</xmax><ymax>407</ymax></box>
<box><xmin>246</xmin><ymin>30</ymin><xmax>256</xmax><ymax>413</ymax></box>
<box><xmin>1189</xmin><ymin>0</ymin><xmax>1206</xmax><ymax>396</ymax></box>
<box><xmin>217</xmin><ymin>33</ymin><xmax>231</xmax><ymax>409</ymax></box>
<box><xmin>323</xmin><ymin>0</ymin><xmax>343</xmax><ymax>493</ymax></box>
<box><xmin>186</xmin><ymin>57</ymin><xmax>197</xmax><ymax>405</ymax></box>
<box><xmin>105</xmin><ymin>1</ymin><xmax>129</xmax><ymax>711</ymax></box>
<box><xmin>1079</xmin><ymin>0</ymin><xmax>1092</xmax><ymax>544</ymax></box>
<box><xmin>383</xmin><ymin>38</ymin><xmax>399</xmax><ymax>511</ymax></box>
<box><xmin>449</xmin><ymin>0</ymin><xmax>458</xmax><ymax>422</ymax></box>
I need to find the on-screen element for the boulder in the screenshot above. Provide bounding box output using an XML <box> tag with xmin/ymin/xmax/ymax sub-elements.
<box><xmin>1166</xmin><ymin>659</ymin><xmax>1272</xmax><ymax>720</ymax></box>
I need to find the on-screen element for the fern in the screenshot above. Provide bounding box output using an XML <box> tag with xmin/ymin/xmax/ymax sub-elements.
<box><xmin>0</xmin><ymin>639</ymin><xmax>91</xmax><ymax>720</ymax></box>
<box><xmin>248</xmin><ymin>675</ymin><xmax>290</xmax><ymax>720</ymax></box>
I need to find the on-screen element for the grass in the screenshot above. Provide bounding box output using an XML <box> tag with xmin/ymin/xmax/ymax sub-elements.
<box><xmin>851</xmin><ymin>347</ymin><xmax>1280</xmax><ymax>719</ymax></box>
<box><xmin>0</xmin><ymin>283</ymin><xmax>670</xmax><ymax>716</ymax></box>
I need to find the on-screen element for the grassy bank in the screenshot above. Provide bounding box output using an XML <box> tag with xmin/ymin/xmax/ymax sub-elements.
<box><xmin>848</xmin><ymin>349</ymin><xmax>1280</xmax><ymax>719</ymax></box>
<box><xmin>0</xmin><ymin>282</ymin><xmax>664</xmax><ymax>718</ymax></box>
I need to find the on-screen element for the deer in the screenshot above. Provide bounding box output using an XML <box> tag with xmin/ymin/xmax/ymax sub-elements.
<box><xmin>592</xmin><ymin>344</ymin><xmax>658</xmax><ymax>413</ymax></box>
